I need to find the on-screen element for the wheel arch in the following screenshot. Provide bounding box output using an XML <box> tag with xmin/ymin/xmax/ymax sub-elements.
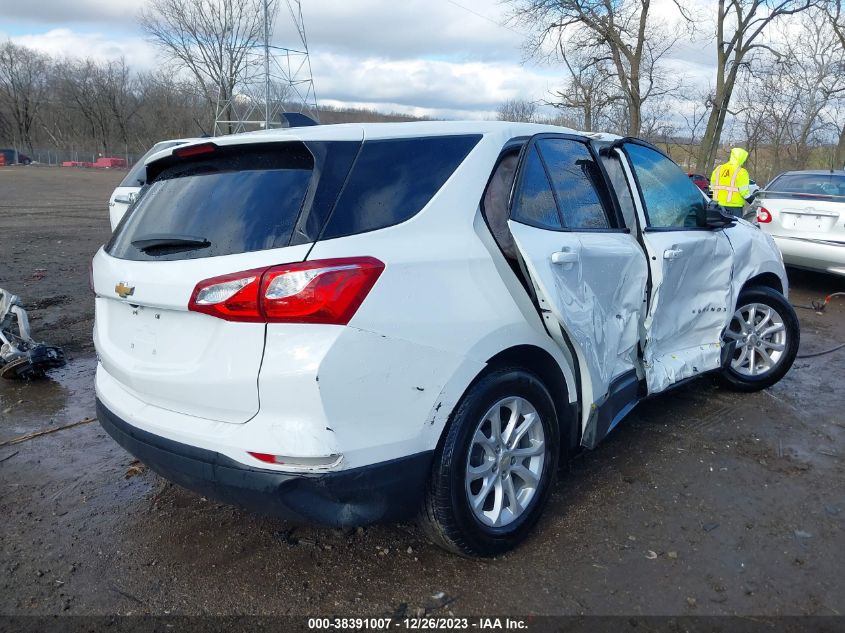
<box><xmin>484</xmin><ymin>345</ymin><xmax>580</xmax><ymax>454</ymax></box>
<box><xmin>741</xmin><ymin>272</ymin><xmax>784</xmax><ymax>296</ymax></box>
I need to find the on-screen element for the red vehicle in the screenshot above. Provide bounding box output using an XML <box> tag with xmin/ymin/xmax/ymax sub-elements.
<box><xmin>688</xmin><ymin>172</ymin><xmax>710</xmax><ymax>194</ymax></box>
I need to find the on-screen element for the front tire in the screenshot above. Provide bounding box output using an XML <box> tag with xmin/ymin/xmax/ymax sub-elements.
<box><xmin>719</xmin><ymin>286</ymin><xmax>799</xmax><ymax>392</ymax></box>
<box><xmin>421</xmin><ymin>367</ymin><xmax>559</xmax><ymax>557</ymax></box>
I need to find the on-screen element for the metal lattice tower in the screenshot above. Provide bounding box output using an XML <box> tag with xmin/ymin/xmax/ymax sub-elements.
<box><xmin>214</xmin><ymin>0</ymin><xmax>318</xmax><ymax>136</ymax></box>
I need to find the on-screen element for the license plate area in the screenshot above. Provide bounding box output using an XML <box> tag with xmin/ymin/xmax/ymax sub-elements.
<box><xmin>781</xmin><ymin>211</ymin><xmax>837</xmax><ymax>232</ymax></box>
<box><xmin>124</xmin><ymin>304</ymin><xmax>162</xmax><ymax>357</ymax></box>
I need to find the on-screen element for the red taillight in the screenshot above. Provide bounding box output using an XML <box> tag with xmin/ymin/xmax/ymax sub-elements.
<box><xmin>173</xmin><ymin>142</ymin><xmax>217</xmax><ymax>158</ymax></box>
<box><xmin>188</xmin><ymin>267</ymin><xmax>265</xmax><ymax>322</ymax></box>
<box><xmin>188</xmin><ymin>257</ymin><xmax>385</xmax><ymax>325</ymax></box>
<box><xmin>756</xmin><ymin>207</ymin><xmax>772</xmax><ymax>223</ymax></box>
<box><xmin>261</xmin><ymin>257</ymin><xmax>384</xmax><ymax>324</ymax></box>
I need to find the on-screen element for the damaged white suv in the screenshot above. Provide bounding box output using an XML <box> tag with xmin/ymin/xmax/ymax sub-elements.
<box><xmin>92</xmin><ymin>122</ymin><xmax>799</xmax><ymax>556</ymax></box>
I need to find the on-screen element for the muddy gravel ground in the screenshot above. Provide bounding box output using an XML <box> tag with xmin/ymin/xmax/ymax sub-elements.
<box><xmin>0</xmin><ymin>166</ymin><xmax>843</xmax><ymax>617</ymax></box>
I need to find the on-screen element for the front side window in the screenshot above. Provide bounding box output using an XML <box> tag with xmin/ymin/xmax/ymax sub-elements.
<box><xmin>538</xmin><ymin>139</ymin><xmax>610</xmax><ymax>229</ymax></box>
<box><xmin>625</xmin><ymin>143</ymin><xmax>704</xmax><ymax>229</ymax></box>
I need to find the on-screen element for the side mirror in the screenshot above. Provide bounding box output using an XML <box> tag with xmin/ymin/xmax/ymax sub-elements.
<box><xmin>698</xmin><ymin>200</ymin><xmax>736</xmax><ymax>229</ymax></box>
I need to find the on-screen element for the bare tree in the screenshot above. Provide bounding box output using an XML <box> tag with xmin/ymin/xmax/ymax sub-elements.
<box><xmin>508</xmin><ymin>0</ymin><xmax>689</xmax><ymax>136</ymax></box>
<box><xmin>497</xmin><ymin>99</ymin><xmax>539</xmax><ymax>122</ymax></box>
<box><xmin>694</xmin><ymin>0</ymin><xmax>818</xmax><ymax>173</ymax></box>
<box><xmin>729</xmin><ymin>7</ymin><xmax>844</xmax><ymax>181</ymax></box>
<box><xmin>139</xmin><ymin>0</ymin><xmax>277</xmax><ymax>125</ymax></box>
<box><xmin>825</xmin><ymin>1</ymin><xmax>845</xmax><ymax>167</ymax></box>
<box><xmin>0</xmin><ymin>42</ymin><xmax>49</xmax><ymax>152</ymax></box>
<box><xmin>547</xmin><ymin>45</ymin><xmax>620</xmax><ymax>132</ymax></box>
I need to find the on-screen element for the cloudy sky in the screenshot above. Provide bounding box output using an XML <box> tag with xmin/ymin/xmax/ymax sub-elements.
<box><xmin>0</xmin><ymin>0</ymin><xmax>717</xmax><ymax>119</ymax></box>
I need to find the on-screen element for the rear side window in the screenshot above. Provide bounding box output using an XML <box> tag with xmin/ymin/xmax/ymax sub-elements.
<box><xmin>107</xmin><ymin>144</ymin><xmax>313</xmax><ymax>261</ymax></box>
<box><xmin>511</xmin><ymin>146</ymin><xmax>562</xmax><ymax>230</ymax></box>
<box><xmin>320</xmin><ymin>135</ymin><xmax>481</xmax><ymax>240</ymax></box>
<box><xmin>601</xmin><ymin>153</ymin><xmax>637</xmax><ymax>228</ymax></box>
<box><xmin>537</xmin><ymin>139</ymin><xmax>610</xmax><ymax>229</ymax></box>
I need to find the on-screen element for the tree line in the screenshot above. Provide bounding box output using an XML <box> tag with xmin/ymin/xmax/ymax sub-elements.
<box><xmin>1</xmin><ymin>0</ymin><xmax>843</xmax><ymax>180</ymax></box>
<box><xmin>500</xmin><ymin>0</ymin><xmax>845</xmax><ymax>181</ymax></box>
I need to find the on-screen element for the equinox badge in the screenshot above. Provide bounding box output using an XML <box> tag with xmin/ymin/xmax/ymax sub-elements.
<box><xmin>115</xmin><ymin>282</ymin><xmax>135</xmax><ymax>299</ymax></box>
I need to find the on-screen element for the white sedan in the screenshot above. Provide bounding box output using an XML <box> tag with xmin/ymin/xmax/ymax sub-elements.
<box><xmin>750</xmin><ymin>170</ymin><xmax>845</xmax><ymax>276</ymax></box>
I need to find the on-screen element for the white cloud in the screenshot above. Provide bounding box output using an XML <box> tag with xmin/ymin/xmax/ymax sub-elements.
<box><xmin>310</xmin><ymin>52</ymin><xmax>555</xmax><ymax>113</ymax></box>
<box><xmin>11</xmin><ymin>28</ymin><xmax>158</xmax><ymax>67</ymax></box>
<box><xmin>4</xmin><ymin>0</ymin><xmax>800</xmax><ymax>121</ymax></box>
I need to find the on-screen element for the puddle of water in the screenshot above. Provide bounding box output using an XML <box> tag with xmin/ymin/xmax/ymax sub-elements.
<box><xmin>0</xmin><ymin>356</ymin><xmax>97</xmax><ymax>442</ymax></box>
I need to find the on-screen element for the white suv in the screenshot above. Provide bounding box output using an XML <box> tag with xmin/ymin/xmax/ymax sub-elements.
<box><xmin>92</xmin><ymin>122</ymin><xmax>799</xmax><ymax>556</ymax></box>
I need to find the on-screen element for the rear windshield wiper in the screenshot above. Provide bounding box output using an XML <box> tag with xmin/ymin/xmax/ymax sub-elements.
<box><xmin>131</xmin><ymin>234</ymin><xmax>211</xmax><ymax>253</ymax></box>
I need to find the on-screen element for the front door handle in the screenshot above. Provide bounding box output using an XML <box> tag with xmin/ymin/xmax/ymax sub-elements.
<box><xmin>663</xmin><ymin>248</ymin><xmax>684</xmax><ymax>260</ymax></box>
<box><xmin>551</xmin><ymin>250</ymin><xmax>579</xmax><ymax>265</ymax></box>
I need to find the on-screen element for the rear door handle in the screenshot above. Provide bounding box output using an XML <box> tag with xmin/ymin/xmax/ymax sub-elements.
<box><xmin>551</xmin><ymin>250</ymin><xmax>579</xmax><ymax>265</ymax></box>
<box><xmin>663</xmin><ymin>248</ymin><xmax>684</xmax><ymax>260</ymax></box>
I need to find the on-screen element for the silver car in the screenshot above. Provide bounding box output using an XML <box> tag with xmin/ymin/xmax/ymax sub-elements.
<box><xmin>749</xmin><ymin>170</ymin><xmax>845</xmax><ymax>276</ymax></box>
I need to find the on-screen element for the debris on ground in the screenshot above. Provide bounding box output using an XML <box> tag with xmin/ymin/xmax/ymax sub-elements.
<box><xmin>124</xmin><ymin>460</ymin><xmax>146</xmax><ymax>479</ymax></box>
<box><xmin>0</xmin><ymin>418</ymin><xmax>96</xmax><ymax>447</ymax></box>
<box><xmin>0</xmin><ymin>287</ymin><xmax>66</xmax><ymax>379</ymax></box>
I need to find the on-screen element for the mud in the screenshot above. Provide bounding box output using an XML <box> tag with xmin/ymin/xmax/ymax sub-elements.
<box><xmin>0</xmin><ymin>167</ymin><xmax>843</xmax><ymax>616</ymax></box>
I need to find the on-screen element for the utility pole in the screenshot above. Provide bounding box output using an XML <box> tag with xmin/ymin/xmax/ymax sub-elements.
<box><xmin>264</xmin><ymin>0</ymin><xmax>271</xmax><ymax>129</ymax></box>
<box><xmin>214</xmin><ymin>0</ymin><xmax>318</xmax><ymax>136</ymax></box>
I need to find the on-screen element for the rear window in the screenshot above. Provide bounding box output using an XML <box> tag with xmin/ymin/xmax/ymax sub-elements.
<box><xmin>119</xmin><ymin>140</ymin><xmax>187</xmax><ymax>187</ymax></box>
<box><xmin>767</xmin><ymin>173</ymin><xmax>845</xmax><ymax>198</ymax></box>
<box><xmin>107</xmin><ymin>143</ymin><xmax>314</xmax><ymax>261</ymax></box>
<box><xmin>320</xmin><ymin>135</ymin><xmax>481</xmax><ymax>240</ymax></box>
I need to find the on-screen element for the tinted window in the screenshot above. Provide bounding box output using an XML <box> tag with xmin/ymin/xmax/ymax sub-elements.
<box><xmin>321</xmin><ymin>135</ymin><xmax>481</xmax><ymax>239</ymax></box>
<box><xmin>511</xmin><ymin>146</ymin><xmax>562</xmax><ymax>230</ymax></box>
<box><xmin>625</xmin><ymin>143</ymin><xmax>704</xmax><ymax>228</ymax></box>
<box><xmin>601</xmin><ymin>153</ymin><xmax>637</xmax><ymax>228</ymax></box>
<box><xmin>108</xmin><ymin>144</ymin><xmax>313</xmax><ymax>261</ymax></box>
<box><xmin>538</xmin><ymin>139</ymin><xmax>610</xmax><ymax>229</ymax></box>
<box><xmin>768</xmin><ymin>173</ymin><xmax>845</xmax><ymax>197</ymax></box>
<box><xmin>482</xmin><ymin>153</ymin><xmax>520</xmax><ymax>259</ymax></box>
<box><xmin>119</xmin><ymin>140</ymin><xmax>186</xmax><ymax>187</ymax></box>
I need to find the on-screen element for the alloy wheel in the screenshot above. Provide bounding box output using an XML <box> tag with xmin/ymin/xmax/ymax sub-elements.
<box><xmin>465</xmin><ymin>397</ymin><xmax>545</xmax><ymax>527</ymax></box>
<box><xmin>723</xmin><ymin>302</ymin><xmax>787</xmax><ymax>377</ymax></box>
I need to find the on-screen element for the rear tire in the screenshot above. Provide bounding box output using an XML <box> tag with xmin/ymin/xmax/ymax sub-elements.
<box><xmin>719</xmin><ymin>286</ymin><xmax>799</xmax><ymax>392</ymax></box>
<box><xmin>421</xmin><ymin>367</ymin><xmax>559</xmax><ymax>557</ymax></box>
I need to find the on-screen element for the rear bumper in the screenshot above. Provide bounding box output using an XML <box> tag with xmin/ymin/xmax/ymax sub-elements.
<box><xmin>97</xmin><ymin>399</ymin><xmax>432</xmax><ymax>527</ymax></box>
<box><xmin>771</xmin><ymin>235</ymin><xmax>845</xmax><ymax>276</ymax></box>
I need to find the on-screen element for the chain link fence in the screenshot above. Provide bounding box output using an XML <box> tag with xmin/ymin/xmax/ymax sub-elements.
<box><xmin>3</xmin><ymin>147</ymin><xmax>144</xmax><ymax>168</ymax></box>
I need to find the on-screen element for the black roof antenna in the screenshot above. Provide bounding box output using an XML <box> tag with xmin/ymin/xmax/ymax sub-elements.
<box><xmin>280</xmin><ymin>112</ymin><xmax>319</xmax><ymax>128</ymax></box>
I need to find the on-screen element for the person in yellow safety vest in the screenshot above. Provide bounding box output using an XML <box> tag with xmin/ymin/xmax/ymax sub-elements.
<box><xmin>710</xmin><ymin>147</ymin><xmax>753</xmax><ymax>216</ymax></box>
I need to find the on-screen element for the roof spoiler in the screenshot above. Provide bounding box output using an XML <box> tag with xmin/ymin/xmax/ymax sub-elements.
<box><xmin>280</xmin><ymin>112</ymin><xmax>319</xmax><ymax>128</ymax></box>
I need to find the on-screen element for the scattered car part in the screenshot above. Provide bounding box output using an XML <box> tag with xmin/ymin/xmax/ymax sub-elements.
<box><xmin>0</xmin><ymin>288</ymin><xmax>66</xmax><ymax>379</ymax></box>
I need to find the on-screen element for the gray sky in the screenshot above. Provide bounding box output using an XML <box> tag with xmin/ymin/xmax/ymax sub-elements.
<box><xmin>1</xmin><ymin>0</ymin><xmax>722</xmax><ymax>119</ymax></box>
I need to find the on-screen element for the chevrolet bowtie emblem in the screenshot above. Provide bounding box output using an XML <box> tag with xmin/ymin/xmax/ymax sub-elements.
<box><xmin>115</xmin><ymin>282</ymin><xmax>135</xmax><ymax>299</ymax></box>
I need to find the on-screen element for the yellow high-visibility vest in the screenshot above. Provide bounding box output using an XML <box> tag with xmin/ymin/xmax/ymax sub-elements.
<box><xmin>710</xmin><ymin>150</ymin><xmax>751</xmax><ymax>208</ymax></box>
